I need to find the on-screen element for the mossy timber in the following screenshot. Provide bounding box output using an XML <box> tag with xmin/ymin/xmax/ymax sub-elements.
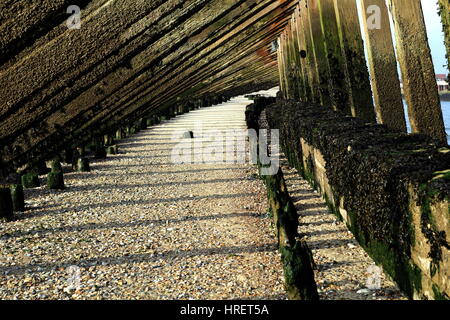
<box><xmin>0</xmin><ymin>188</ymin><xmax>14</xmax><ymax>221</ymax></box>
<box><xmin>21</xmin><ymin>173</ymin><xmax>40</xmax><ymax>189</ymax></box>
<box><xmin>47</xmin><ymin>171</ymin><xmax>65</xmax><ymax>190</ymax></box>
<box><xmin>246</xmin><ymin>99</ymin><xmax>319</xmax><ymax>301</ymax></box>
<box><xmin>0</xmin><ymin>0</ymin><xmax>296</xmax><ymax>175</ymax></box>
<box><xmin>10</xmin><ymin>184</ymin><xmax>25</xmax><ymax>212</ymax></box>
<box><xmin>76</xmin><ymin>158</ymin><xmax>90</xmax><ymax>173</ymax></box>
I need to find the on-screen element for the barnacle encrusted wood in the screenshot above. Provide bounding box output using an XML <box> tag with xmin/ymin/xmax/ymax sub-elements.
<box><xmin>265</xmin><ymin>99</ymin><xmax>450</xmax><ymax>300</ymax></box>
<box><xmin>0</xmin><ymin>0</ymin><xmax>297</xmax><ymax>176</ymax></box>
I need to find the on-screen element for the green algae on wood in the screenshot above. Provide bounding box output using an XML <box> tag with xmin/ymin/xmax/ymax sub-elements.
<box><xmin>106</xmin><ymin>145</ymin><xmax>118</xmax><ymax>155</ymax></box>
<box><xmin>49</xmin><ymin>158</ymin><xmax>63</xmax><ymax>173</ymax></box>
<box><xmin>21</xmin><ymin>173</ymin><xmax>39</xmax><ymax>188</ymax></box>
<box><xmin>76</xmin><ymin>157</ymin><xmax>90</xmax><ymax>172</ymax></box>
<box><xmin>10</xmin><ymin>184</ymin><xmax>25</xmax><ymax>212</ymax></box>
<box><xmin>387</xmin><ymin>0</ymin><xmax>447</xmax><ymax>143</ymax></box>
<box><xmin>359</xmin><ymin>0</ymin><xmax>407</xmax><ymax>132</ymax></box>
<box><xmin>47</xmin><ymin>171</ymin><xmax>65</xmax><ymax>190</ymax></box>
<box><xmin>0</xmin><ymin>188</ymin><xmax>14</xmax><ymax>221</ymax></box>
<box><xmin>281</xmin><ymin>241</ymin><xmax>319</xmax><ymax>300</ymax></box>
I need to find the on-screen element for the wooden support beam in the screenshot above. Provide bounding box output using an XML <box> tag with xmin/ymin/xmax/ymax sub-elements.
<box><xmin>277</xmin><ymin>37</ymin><xmax>286</xmax><ymax>96</ymax></box>
<box><xmin>333</xmin><ymin>0</ymin><xmax>376</xmax><ymax>122</ymax></box>
<box><xmin>0</xmin><ymin>0</ymin><xmax>292</xmax><ymax>167</ymax></box>
<box><xmin>298</xmin><ymin>0</ymin><xmax>321</xmax><ymax>103</ymax></box>
<box><xmin>285</xmin><ymin>25</ymin><xmax>296</xmax><ymax>99</ymax></box>
<box><xmin>318</xmin><ymin>0</ymin><xmax>353</xmax><ymax>115</ymax></box>
<box><xmin>287</xmin><ymin>20</ymin><xmax>303</xmax><ymax>100</ymax></box>
<box><xmin>388</xmin><ymin>0</ymin><xmax>447</xmax><ymax>143</ymax></box>
<box><xmin>282</xmin><ymin>31</ymin><xmax>292</xmax><ymax>98</ymax></box>
<box><xmin>293</xmin><ymin>7</ymin><xmax>312</xmax><ymax>101</ymax></box>
<box><xmin>0</xmin><ymin>0</ymin><xmax>297</xmax><ymax>173</ymax></box>
<box><xmin>308</xmin><ymin>0</ymin><xmax>333</xmax><ymax>108</ymax></box>
<box><xmin>360</xmin><ymin>0</ymin><xmax>407</xmax><ymax>132</ymax></box>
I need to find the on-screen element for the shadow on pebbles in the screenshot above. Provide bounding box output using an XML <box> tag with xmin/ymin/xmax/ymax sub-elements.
<box><xmin>0</xmin><ymin>94</ymin><xmax>406</xmax><ymax>300</ymax></box>
<box><xmin>281</xmin><ymin>159</ymin><xmax>406</xmax><ymax>300</ymax></box>
<box><xmin>0</xmin><ymin>97</ymin><xmax>286</xmax><ymax>300</ymax></box>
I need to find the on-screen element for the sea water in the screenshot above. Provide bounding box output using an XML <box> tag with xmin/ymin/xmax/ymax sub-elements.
<box><xmin>442</xmin><ymin>100</ymin><xmax>450</xmax><ymax>144</ymax></box>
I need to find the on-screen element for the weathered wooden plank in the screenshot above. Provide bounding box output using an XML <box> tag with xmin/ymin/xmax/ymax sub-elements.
<box><xmin>290</xmin><ymin>15</ymin><xmax>303</xmax><ymax>100</ymax></box>
<box><xmin>293</xmin><ymin>7</ymin><xmax>312</xmax><ymax>101</ymax></box>
<box><xmin>318</xmin><ymin>0</ymin><xmax>353</xmax><ymax>115</ymax></box>
<box><xmin>285</xmin><ymin>24</ymin><xmax>298</xmax><ymax>99</ymax></box>
<box><xmin>308</xmin><ymin>0</ymin><xmax>333</xmax><ymax>108</ymax></box>
<box><xmin>282</xmin><ymin>31</ymin><xmax>292</xmax><ymax>99</ymax></box>
<box><xmin>333</xmin><ymin>0</ymin><xmax>376</xmax><ymax>122</ymax></box>
<box><xmin>277</xmin><ymin>37</ymin><xmax>286</xmax><ymax>95</ymax></box>
<box><xmin>288</xmin><ymin>18</ymin><xmax>304</xmax><ymax>100</ymax></box>
<box><xmin>280</xmin><ymin>32</ymin><xmax>288</xmax><ymax>98</ymax></box>
<box><xmin>360</xmin><ymin>0</ymin><xmax>407</xmax><ymax>132</ymax></box>
<box><xmin>299</xmin><ymin>0</ymin><xmax>321</xmax><ymax>103</ymax></box>
<box><xmin>388</xmin><ymin>0</ymin><xmax>447</xmax><ymax>143</ymax></box>
<box><xmin>0</xmin><ymin>0</ymin><xmax>296</xmax><ymax>170</ymax></box>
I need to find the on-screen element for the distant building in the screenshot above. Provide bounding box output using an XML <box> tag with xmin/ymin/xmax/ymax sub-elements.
<box><xmin>436</xmin><ymin>74</ymin><xmax>449</xmax><ymax>92</ymax></box>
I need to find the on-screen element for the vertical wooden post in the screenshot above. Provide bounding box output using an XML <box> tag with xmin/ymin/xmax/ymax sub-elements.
<box><xmin>277</xmin><ymin>37</ymin><xmax>285</xmax><ymax>97</ymax></box>
<box><xmin>280</xmin><ymin>32</ymin><xmax>290</xmax><ymax>99</ymax></box>
<box><xmin>284</xmin><ymin>30</ymin><xmax>290</xmax><ymax>98</ymax></box>
<box><xmin>360</xmin><ymin>0</ymin><xmax>407</xmax><ymax>132</ymax></box>
<box><xmin>333</xmin><ymin>0</ymin><xmax>376</xmax><ymax>122</ymax></box>
<box><xmin>287</xmin><ymin>21</ymin><xmax>302</xmax><ymax>100</ymax></box>
<box><xmin>278</xmin><ymin>36</ymin><xmax>284</xmax><ymax>96</ymax></box>
<box><xmin>292</xmin><ymin>11</ymin><xmax>309</xmax><ymax>101</ymax></box>
<box><xmin>308</xmin><ymin>0</ymin><xmax>333</xmax><ymax>108</ymax></box>
<box><xmin>438</xmin><ymin>0</ymin><xmax>450</xmax><ymax>72</ymax></box>
<box><xmin>388</xmin><ymin>0</ymin><xmax>447</xmax><ymax>143</ymax></box>
<box><xmin>0</xmin><ymin>187</ymin><xmax>13</xmax><ymax>221</ymax></box>
<box><xmin>294</xmin><ymin>5</ymin><xmax>312</xmax><ymax>102</ymax></box>
<box><xmin>299</xmin><ymin>0</ymin><xmax>321</xmax><ymax>103</ymax></box>
<box><xmin>280</xmin><ymin>32</ymin><xmax>288</xmax><ymax>99</ymax></box>
<box><xmin>317</xmin><ymin>0</ymin><xmax>353</xmax><ymax>115</ymax></box>
<box><xmin>285</xmin><ymin>23</ymin><xmax>298</xmax><ymax>100</ymax></box>
<box><xmin>10</xmin><ymin>184</ymin><xmax>24</xmax><ymax>212</ymax></box>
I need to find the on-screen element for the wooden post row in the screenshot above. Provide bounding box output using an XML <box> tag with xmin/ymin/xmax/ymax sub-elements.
<box><xmin>277</xmin><ymin>0</ymin><xmax>446</xmax><ymax>144</ymax></box>
<box><xmin>387</xmin><ymin>0</ymin><xmax>446</xmax><ymax>143</ymax></box>
<box><xmin>358</xmin><ymin>0</ymin><xmax>406</xmax><ymax>131</ymax></box>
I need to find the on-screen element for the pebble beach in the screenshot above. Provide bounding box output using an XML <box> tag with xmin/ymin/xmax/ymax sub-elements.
<box><xmin>1</xmin><ymin>95</ymin><xmax>405</xmax><ymax>300</ymax></box>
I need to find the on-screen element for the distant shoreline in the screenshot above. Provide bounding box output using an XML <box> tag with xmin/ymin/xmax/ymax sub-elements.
<box><xmin>401</xmin><ymin>93</ymin><xmax>450</xmax><ymax>102</ymax></box>
<box><xmin>440</xmin><ymin>93</ymin><xmax>450</xmax><ymax>102</ymax></box>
